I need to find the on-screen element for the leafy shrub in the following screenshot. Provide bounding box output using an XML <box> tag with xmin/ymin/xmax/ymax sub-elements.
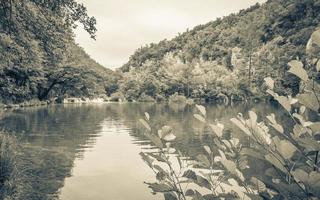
<box><xmin>155</xmin><ymin>94</ymin><xmax>166</xmax><ymax>102</ymax></box>
<box><xmin>0</xmin><ymin>133</ymin><xmax>19</xmax><ymax>199</ymax></box>
<box><xmin>18</xmin><ymin>99</ymin><xmax>47</xmax><ymax>107</ymax></box>
<box><xmin>138</xmin><ymin>93</ymin><xmax>156</xmax><ymax>102</ymax></box>
<box><xmin>110</xmin><ymin>92</ymin><xmax>125</xmax><ymax>102</ymax></box>
<box><xmin>168</xmin><ymin>93</ymin><xmax>187</xmax><ymax>104</ymax></box>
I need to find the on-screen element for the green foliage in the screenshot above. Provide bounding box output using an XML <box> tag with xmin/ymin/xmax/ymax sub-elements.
<box><xmin>0</xmin><ymin>0</ymin><xmax>116</xmax><ymax>104</ymax></box>
<box><xmin>109</xmin><ymin>91</ymin><xmax>125</xmax><ymax>102</ymax></box>
<box><xmin>0</xmin><ymin>133</ymin><xmax>19</xmax><ymax>200</ymax></box>
<box><xmin>138</xmin><ymin>93</ymin><xmax>156</xmax><ymax>102</ymax></box>
<box><xmin>119</xmin><ymin>0</ymin><xmax>320</xmax><ymax>101</ymax></box>
<box><xmin>168</xmin><ymin>93</ymin><xmax>187</xmax><ymax>104</ymax></box>
<box><xmin>139</xmin><ymin>104</ymin><xmax>267</xmax><ymax>199</ymax></box>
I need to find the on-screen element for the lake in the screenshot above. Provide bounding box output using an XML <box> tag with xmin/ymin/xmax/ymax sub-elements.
<box><xmin>0</xmin><ymin>102</ymin><xmax>290</xmax><ymax>200</ymax></box>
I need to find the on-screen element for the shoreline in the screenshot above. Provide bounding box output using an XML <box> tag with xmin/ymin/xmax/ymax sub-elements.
<box><xmin>0</xmin><ymin>96</ymin><xmax>266</xmax><ymax>110</ymax></box>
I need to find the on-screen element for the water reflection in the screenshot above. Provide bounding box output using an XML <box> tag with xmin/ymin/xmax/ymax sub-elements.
<box><xmin>0</xmin><ymin>102</ymin><xmax>289</xmax><ymax>200</ymax></box>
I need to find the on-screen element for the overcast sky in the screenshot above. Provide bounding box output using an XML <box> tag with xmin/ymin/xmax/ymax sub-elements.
<box><xmin>75</xmin><ymin>0</ymin><xmax>266</xmax><ymax>69</ymax></box>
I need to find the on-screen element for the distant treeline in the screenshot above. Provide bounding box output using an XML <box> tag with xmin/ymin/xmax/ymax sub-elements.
<box><xmin>116</xmin><ymin>0</ymin><xmax>320</xmax><ymax>102</ymax></box>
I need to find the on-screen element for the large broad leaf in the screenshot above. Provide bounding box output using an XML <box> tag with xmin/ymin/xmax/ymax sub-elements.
<box><xmin>240</xmin><ymin>148</ymin><xmax>264</xmax><ymax>160</ymax></box>
<box><xmin>139</xmin><ymin>119</ymin><xmax>151</xmax><ymax>131</ymax></box>
<box><xmin>158</xmin><ymin>126</ymin><xmax>175</xmax><ymax>141</ymax></box>
<box><xmin>185</xmin><ymin>189</ymin><xmax>195</xmax><ymax>197</ymax></box>
<box><xmin>296</xmin><ymin>137</ymin><xmax>320</xmax><ymax>152</ymax></box>
<box><xmin>308</xmin><ymin>171</ymin><xmax>320</xmax><ymax>197</ymax></box>
<box><xmin>265</xmin><ymin>167</ymin><xmax>282</xmax><ymax>179</ymax></box>
<box><xmin>292</xmin><ymin>113</ymin><xmax>313</xmax><ymax>127</ymax></box>
<box><xmin>140</xmin><ymin>152</ymin><xmax>153</xmax><ymax>168</ymax></box>
<box><xmin>293</xmin><ymin>124</ymin><xmax>309</xmax><ymax>137</ymax></box>
<box><xmin>209</xmin><ymin>123</ymin><xmax>224</xmax><ymax>137</ymax></box>
<box><xmin>156</xmin><ymin>171</ymin><xmax>167</xmax><ymax>181</ymax></box>
<box><xmin>220</xmin><ymin>157</ymin><xmax>244</xmax><ymax>181</ymax></box>
<box><xmin>227</xmin><ymin>179</ymin><xmax>250</xmax><ymax>200</ymax></box>
<box><xmin>267</xmin><ymin>114</ymin><xmax>284</xmax><ymax>134</ymax></box>
<box><xmin>195</xmin><ymin>105</ymin><xmax>206</xmax><ymax>116</ymax></box>
<box><xmin>213</xmin><ymin>138</ymin><xmax>227</xmax><ymax>151</ymax></box>
<box><xmin>275</xmin><ymin>96</ymin><xmax>291</xmax><ymax>112</ymax></box>
<box><xmin>265</xmin><ymin>154</ymin><xmax>287</xmax><ymax>173</ymax></box>
<box><xmin>306</xmin><ymin>29</ymin><xmax>320</xmax><ymax>55</ymax></box>
<box><xmin>297</xmin><ymin>93</ymin><xmax>320</xmax><ymax>112</ymax></box>
<box><xmin>163</xmin><ymin>133</ymin><xmax>176</xmax><ymax>142</ymax></box>
<box><xmin>203</xmin><ymin>146</ymin><xmax>211</xmax><ymax>155</ymax></box>
<box><xmin>251</xmin><ymin>177</ymin><xmax>267</xmax><ymax>193</ymax></box>
<box><xmin>267</xmin><ymin>90</ymin><xmax>291</xmax><ymax>112</ymax></box>
<box><xmin>264</xmin><ymin>77</ymin><xmax>274</xmax><ymax>90</ymax></box>
<box><xmin>194</xmin><ymin>114</ymin><xmax>206</xmax><ymax>123</ymax></box>
<box><xmin>164</xmin><ymin>192</ymin><xmax>178</xmax><ymax>200</ymax></box>
<box><xmin>196</xmin><ymin>154</ymin><xmax>211</xmax><ymax>168</ymax></box>
<box><xmin>292</xmin><ymin>169</ymin><xmax>308</xmax><ymax>183</ymax></box>
<box><xmin>230</xmin><ymin>118</ymin><xmax>252</xmax><ymax>136</ymax></box>
<box><xmin>317</xmin><ymin>60</ymin><xmax>320</xmax><ymax>72</ymax></box>
<box><xmin>145</xmin><ymin>182</ymin><xmax>174</xmax><ymax>193</ymax></box>
<box><xmin>249</xmin><ymin>110</ymin><xmax>258</xmax><ymax>125</ymax></box>
<box><xmin>222</xmin><ymin>140</ymin><xmax>232</xmax><ymax>149</ymax></box>
<box><xmin>305</xmin><ymin>80</ymin><xmax>320</xmax><ymax>94</ymax></box>
<box><xmin>309</xmin><ymin>122</ymin><xmax>320</xmax><ymax>133</ymax></box>
<box><xmin>238</xmin><ymin>156</ymin><xmax>249</xmax><ymax>170</ymax></box>
<box><xmin>183</xmin><ymin>170</ymin><xmax>211</xmax><ymax>190</ymax></box>
<box><xmin>277</xmin><ymin>140</ymin><xmax>297</xmax><ymax>160</ymax></box>
<box><xmin>153</xmin><ymin>165</ymin><xmax>166</xmax><ymax>173</ymax></box>
<box><xmin>182</xmin><ymin>170</ymin><xmax>197</xmax><ymax>180</ymax></box>
<box><xmin>288</xmin><ymin>60</ymin><xmax>309</xmax><ymax>82</ymax></box>
<box><xmin>147</xmin><ymin>153</ymin><xmax>166</xmax><ymax>162</ymax></box>
<box><xmin>146</xmin><ymin>133</ymin><xmax>163</xmax><ymax>148</ymax></box>
<box><xmin>196</xmin><ymin>175</ymin><xmax>211</xmax><ymax>190</ymax></box>
<box><xmin>145</xmin><ymin>112</ymin><xmax>150</xmax><ymax>121</ymax></box>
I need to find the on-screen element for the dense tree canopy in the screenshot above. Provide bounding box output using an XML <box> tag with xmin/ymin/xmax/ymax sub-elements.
<box><xmin>118</xmin><ymin>0</ymin><xmax>320</xmax><ymax>102</ymax></box>
<box><xmin>0</xmin><ymin>0</ymin><xmax>117</xmax><ymax>103</ymax></box>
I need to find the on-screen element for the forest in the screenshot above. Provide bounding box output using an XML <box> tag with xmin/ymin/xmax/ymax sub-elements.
<box><xmin>118</xmin><ymin>0</ymin><xmax>320</xmax><ymax>102</ymax></box>
<box><xmin>1</xmin><ymin>0</ymin><xmax>320</xmax><ymax>104</ymax></box>
<box><xmin>0</xmin><ymin>0</ymin><xmax>320</xmax><ymax>200</ymax></box>
<box><xmin>0</xmin><ymin>0</ymin><xmax>119</xmax><ymax>104</ymax></box>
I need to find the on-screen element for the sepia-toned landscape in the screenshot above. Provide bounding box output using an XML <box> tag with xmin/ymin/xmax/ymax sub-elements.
<box><xmin>0</xmin><ymin>0</ymin><xmax>320</xmax><ymax>199</ymax></box>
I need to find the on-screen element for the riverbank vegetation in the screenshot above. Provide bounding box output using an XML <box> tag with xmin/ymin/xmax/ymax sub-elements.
<box><xmin>0</xmin><ymin>133</ymin><xmax>19</xmax><ymax>200</ymax></box>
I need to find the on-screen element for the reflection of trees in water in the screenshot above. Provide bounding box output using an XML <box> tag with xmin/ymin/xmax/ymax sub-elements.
<box><xmin>108</xmin><ymin>102</ymin><xmax>293</xmax><ymax>199</ymax></box>
<box><xmin>1</xmin><ymin>105</ymin><xmax>108</xmax><ymax>200</ymax></box>
<box><xmin>102</xmin><ymin>102</ymin><xmax>291</xmax><ymax>161</ymax></box>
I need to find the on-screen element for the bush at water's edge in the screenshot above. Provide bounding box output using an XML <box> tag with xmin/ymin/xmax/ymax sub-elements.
<box><xmin>0</xmin><ymin>133</ymin><xmax>22</xmax><ymax>200</ymax></box>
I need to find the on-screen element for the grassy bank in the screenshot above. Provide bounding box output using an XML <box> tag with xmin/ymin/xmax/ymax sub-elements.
<box><xmin>0</xmin><ymin>133</ymin><xmax>20</xmax><ymax>200</ymax></box>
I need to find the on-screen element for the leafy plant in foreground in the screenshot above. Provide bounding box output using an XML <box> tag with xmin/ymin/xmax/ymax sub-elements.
<box><xmin>139</xmin><ymin>111</ymin><xmax>260</xmax><ymax>200</ymax></box>
<box><xmin>229</xmin><ymin>29</ymin><xmax>320</xmax><ymax>199</ymax></box>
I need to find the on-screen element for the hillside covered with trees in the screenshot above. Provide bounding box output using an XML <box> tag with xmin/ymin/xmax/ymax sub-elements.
<box><xmin>1</xmin><ymin>0</ymin><xmax>320</xmax><ymax>104</ymax></box>
<box><xmin>0</xmin><ymin>0</ymin><xmax>119</xmax><ymax>104</ymax></box>
<box><xmin>118</xmin><ymin>0</ymin><xmax>320</xmax><ymax>102</ymax></box>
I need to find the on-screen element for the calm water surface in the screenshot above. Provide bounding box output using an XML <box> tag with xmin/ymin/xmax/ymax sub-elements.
<box><xmin>0</xmin><ymin>102</ymin><xmax>290</xmax><ymax>200</ymax></box>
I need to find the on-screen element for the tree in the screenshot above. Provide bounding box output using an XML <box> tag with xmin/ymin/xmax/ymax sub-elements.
<box><xmin>0</xmin><ymin>0</ymin><xmax>119</xmax><ymax>103</ymax></box>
